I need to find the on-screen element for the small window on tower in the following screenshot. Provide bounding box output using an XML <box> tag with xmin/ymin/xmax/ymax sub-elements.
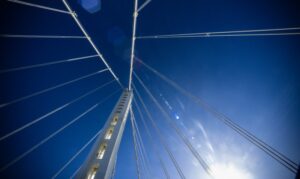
<box><xmin>97</xmin><ymin>143</ymin><xmax>107</xmax><ymax>159</ymax></box>
<box><xmin>111</xmin><ymin>115</ymin><xmax>118</xmax><ymax>126</ymax></box>
<box><xmin>105</xmin><ymin>127</ymin><xmax>114</xmax><ymax>140</ymax></box>
<box><xmin>87</xmin><ymin>164</ymin><xmax>99</xmax><ymax>179</ymax></box>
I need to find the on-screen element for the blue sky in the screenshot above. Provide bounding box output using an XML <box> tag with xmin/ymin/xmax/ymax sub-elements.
<box><xmin>0</xmin><ymin>0</ymin><xmax>299</xmax><ymax>178</ymax></box>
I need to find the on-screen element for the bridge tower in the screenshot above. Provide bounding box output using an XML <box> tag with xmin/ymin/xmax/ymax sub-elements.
<box><xmin>75</xmin><ymin>89</ymin><xmax>133</xmax><ymax>179</ymax></box>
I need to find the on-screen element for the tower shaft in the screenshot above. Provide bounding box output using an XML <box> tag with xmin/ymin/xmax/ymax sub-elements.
<box><xmin>76</xmin><ymin>89</ymin><xmax>133</xmax><ymax>179</ymax></box>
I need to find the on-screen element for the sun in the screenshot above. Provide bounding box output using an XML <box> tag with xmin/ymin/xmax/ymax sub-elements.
<box><xmin>211</xmin><ymin>163</ymin><xmax>253</xmax><ymax>179</ymax></box>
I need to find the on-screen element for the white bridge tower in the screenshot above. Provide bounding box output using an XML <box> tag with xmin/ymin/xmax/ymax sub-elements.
<box><xmin>76</xmin><ymin>89</ymin><xmax>133</xmax><ymax>179</ymax></box>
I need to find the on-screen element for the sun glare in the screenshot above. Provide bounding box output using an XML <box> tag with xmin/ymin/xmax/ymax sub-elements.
<box><xmin>211</xmin><ymin>163</ymin><xmax>253</xmax><ymax>179</ymax></box>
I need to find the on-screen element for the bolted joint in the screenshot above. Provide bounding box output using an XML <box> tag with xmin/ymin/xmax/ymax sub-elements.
<box><xmin>72</xmin><ymin>11</ymin><xmax>78</xmax><ymax>17</ymax></box>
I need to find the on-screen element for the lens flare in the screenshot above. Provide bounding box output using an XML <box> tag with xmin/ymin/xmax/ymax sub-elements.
<box><xmin>78</xmin><ymin>0</ymin><xmax>101</xmax><ymax>13</ymax></box>
<box><xmin>211</xmin><ymin>163</ymin><xmax>253</xmax><ymax>179</ymax></box>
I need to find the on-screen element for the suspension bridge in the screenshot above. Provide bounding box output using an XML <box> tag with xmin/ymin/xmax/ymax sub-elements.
<box><xmin>0</xmin><ymin>0</ymin><xmax>300</xmax><ymax>178</ymax></box>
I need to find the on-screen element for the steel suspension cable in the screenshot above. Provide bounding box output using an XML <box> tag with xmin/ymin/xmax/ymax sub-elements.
<box><xmin>70</xmin><ymin>165</ymin><xmax>82</xmax><ymax>179</ymax></box>
<box><xmin>137</xmin><ymin>32</ymin><xmax>300</xmax><ymax>39</ymax></box>
<box><xmin>132</xmin><ymin>109</ymin><xmax>153</xmax><ymax>178</ymax></box>
<box><xmin>0</xmin><ymin>79</ymin><xmax>116</xmax><ymax>142</ymax></box>
<box><xmin>130</xmin><ymin>107</ymin><xmax>141</xmax><ymax>179</ymax></box>
<box><xmin>139</xmin><ymin>59</ymin><xmax>299</xmax><ymax>172</ymax></box>
<box><xmin>128</xmin><ymin>0</ymin><xmax>139</xmax><ymax>90</ymax></box>
<box><xmin>135</xmin><ymin>58</ymin><xmax>299</xmax><ymax>174</ymax></box>
<box><xmin>132</xmin><ymin>97</ymin><xmax>170</xmax><ymax>179</ymax></box>
<box><xmin>0</xmin><ymin>90</ymin><xmax>119</xmax><ymax>173</ymax></box>
<box><xmin>0</xmin><ymin>34</ymin><xmax>86</xmax><ymax>39</ymax></box>
<box><xmin>0</xmin><ymin>54</ymin><xmax>98</xmax><ymax>74</ymax></box>
<box><xmin>0</xmin><ymin>106</ymin><xmax>96</xmax><ymax>172</ymax></box>
<box><xmin>134</xmin><ymin>118</ymin><xmax>152</xmax><ymax>177</ymax></box>
<box><xmin>130</xmin><ymin>119</ymin><xmax>147</xmax><ymax>179</ymax></box>
<box><xmin>134</xmin><ymin>122</ymin><xmax>151</xmax><ymax>179</ymax></box>
<box><xmin>222</xmin><ymin>117</ymin><xmax>298</xmax><ymax>173</ymax></box>
<box><xmin>52</xmin><ymin>129</ymin><xmax>103</xmax><ymax>178</ymax></box>
<box><xmin>137</xmin><ymin>0</ymin><xmax>152</xmax><ymax>13</ymax></box>
<box><xmin>7</xmin><ymin>0</ymin><xmax>71</xmax><ymax>14</ymax></box>
<box><xmin>132</xmin><ymin>83</ymin><xmax>186</xmax><ymax>179</ymax></box>
<box><xmin>132</xmin><ymin>108</ymin><xmax>151</xmax><ymax>163</ymax></box>
<box><xmin>134</xmin><ymin>72</ymin><xmax>214</xmax><ymax>177</ymax></box>
<box><xmin>0</xmin><ymin>68</ymin><xmax>108</xmax><ymax>108</ymax></box>
<box><xmin>136</xmin><ymin>27</ymin><xmax>300</xmax><ymax>39</ymax></box>
<box><xmin>62</xmin><ymin>0</ymin><xmax>123</xmax><ymax>88</ymax></box>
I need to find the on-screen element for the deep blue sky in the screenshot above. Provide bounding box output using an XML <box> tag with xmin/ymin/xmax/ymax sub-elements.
<box><xmin>0</xmin><ymin>0</ymin><xmax>300</xmax><ymax>179</ymax></box>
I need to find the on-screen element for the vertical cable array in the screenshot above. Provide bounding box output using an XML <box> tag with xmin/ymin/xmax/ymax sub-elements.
<box><xmin>134</xmin><ymin>72</ymin><xmax>214</xmax><ymax>177</ymax></box>
<box><xmin>130</xmin><ymin>107</ymin><xmax>141</xmax><ymax>179</ymax></box>
<box><xmin>133</xmin><ymin>84</ymin><xmax>186</xmax><ymax>179</ymax></box>
<box><xmin>132</xmin><ymin>96</ymin><xmax>170</xmax><ymax>179</ymax></box>
<box><xmin>135</xmin><ymin>58</ymin><xmax>299</xmax><ymax>174</ymax></box>
<box><xmin>132</xmin><ymin>120</ymin><xmax>152</xmax><ymax>178</ymax></box>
